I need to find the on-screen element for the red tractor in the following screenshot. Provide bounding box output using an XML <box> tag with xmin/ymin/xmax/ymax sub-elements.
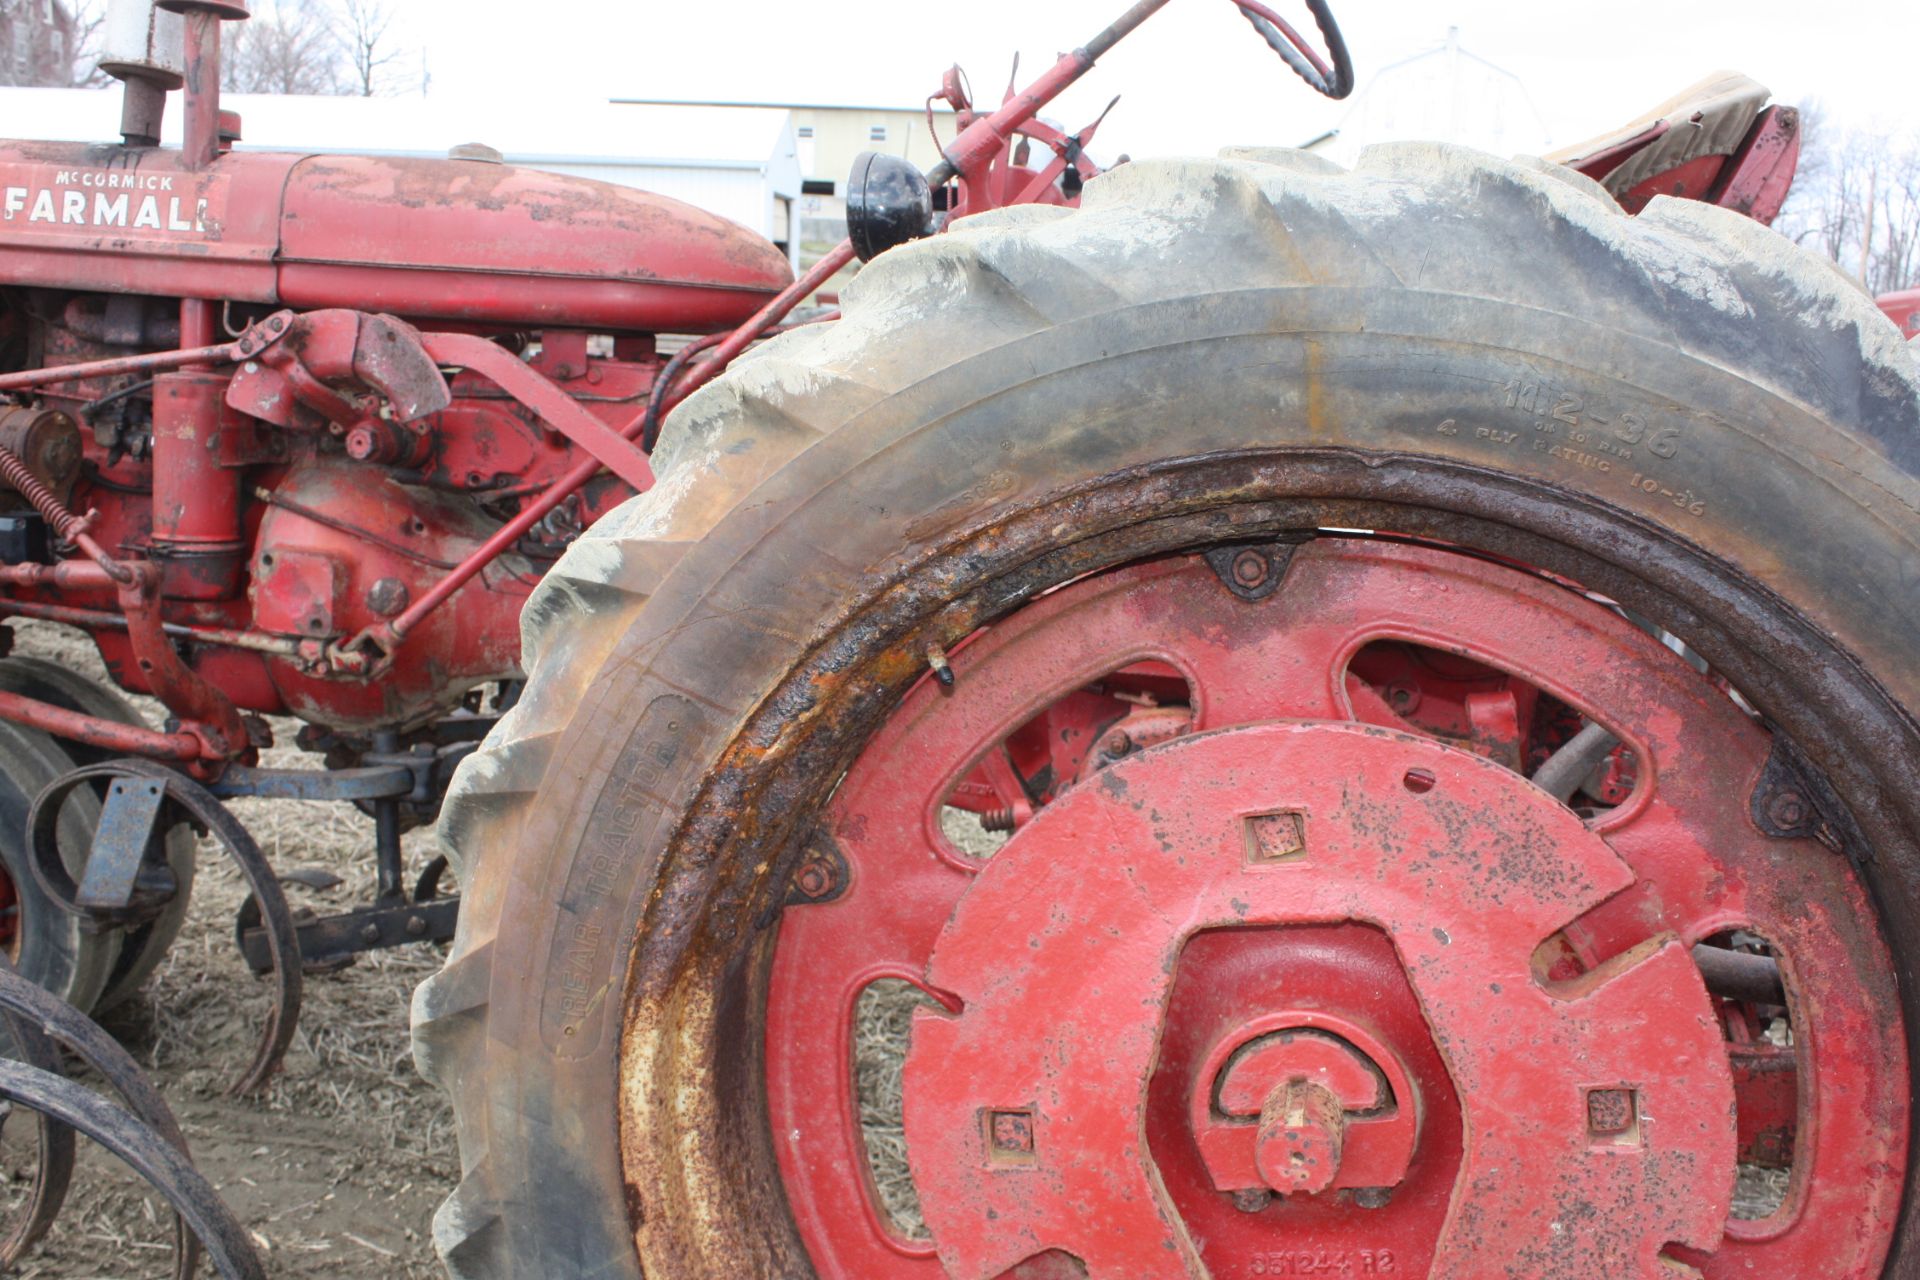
<box><xmin>0</xmin><ymin>0</ymin><xmax>797</xmax><ymax>1033</ymax></box>
<box><xmin>1</xmin><ymin>1</ymin><xmax>1918</xmax><ymax>1277</ymax></box>
<box><xmin>1886</xmin><ymin>287</ymin><xmax>1920</xmax><ymax>339</ymax></box>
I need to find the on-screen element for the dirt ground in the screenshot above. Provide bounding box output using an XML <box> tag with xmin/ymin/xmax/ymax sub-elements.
<box><xmin>0</xmin><ymin>620</ymin><xmax>454</xmax><ymax>1278</ymax></box>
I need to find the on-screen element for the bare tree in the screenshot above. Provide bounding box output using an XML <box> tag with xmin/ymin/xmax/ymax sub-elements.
<box><xmin>1777</xmin><ymin>102</ymin><xmax>1920</xmax><ymax>295</ymax></box>
<box><xmin>334</xmin><ymin>0</ymin><xmax>401</xmax><ymax>96</ymax></box>
<box><xmin>223</xmin><ymin>0</ymin><xmax>340</xmax><ymax>95</ymax></box>
<box><xmin>2</xmin><ymin>0</ymin><xmax>414</xmax><ymax>97</ymax></box>
<box><xmin>64</xmin><ymin>0</ymin><xmax>108</xmax><ymax>86</ymax></box>
<box><xmin>1877</xmin><ymin>148</ymin><xmax>1920</xmax><ymax>295</ymax></box>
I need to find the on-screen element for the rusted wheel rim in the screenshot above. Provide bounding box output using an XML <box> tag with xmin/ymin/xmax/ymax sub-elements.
<box><xmin>765</xmin><ymin>539</ymin><xmax>1905</xmax><ymax>1277</ymax></box>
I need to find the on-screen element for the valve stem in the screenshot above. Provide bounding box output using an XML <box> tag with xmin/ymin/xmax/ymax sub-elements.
<box><xmin>927</xmin><ymin>644</ymin><xmax>955</xmax><ymax>689</ymax></box>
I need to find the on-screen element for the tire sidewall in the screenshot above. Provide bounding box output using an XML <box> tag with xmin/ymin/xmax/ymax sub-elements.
<box><xmin>0</xmin><ymin>720</ymin><xmax>117</xmax><ymax>1011</ymax></box>
<box><xmin>0</xmin><ymin>657</ymin><xmax>195</xmax><ymax>1011</ymax></box>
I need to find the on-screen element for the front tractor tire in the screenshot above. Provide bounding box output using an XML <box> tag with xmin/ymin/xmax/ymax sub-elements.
<box><xmin>415</xmin><ymin>145</ymin><xmax>1920</xmax><ymax>1278</ymax></box>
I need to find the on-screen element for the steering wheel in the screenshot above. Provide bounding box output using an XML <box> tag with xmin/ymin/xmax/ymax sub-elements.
<box><xmin>1233</xmin><ymin>0</ymin><xmax>1354</xmax><ymax>99</ymax></box>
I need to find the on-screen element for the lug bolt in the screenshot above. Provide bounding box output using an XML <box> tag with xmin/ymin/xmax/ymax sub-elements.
<box><xmin>1102</xmin><ymin>729</ymin><xmax>1133</xmax><ymax>757</ymax></box>
<box><xmin>1231</xmin><ymin>549</ymin><xmax>1269</xmax><ymax>589</ymax></box>
<box><xmin>795</xmin><ymin>859</ymin><xmax>833</xmax><ymax>899</ymax></box>
<box><xmin>986</xmin><ymin>1109</ymin><xmax>1035</xmax><ymax>1159</ymax></box>
<box><xmin>1353</xmin><ymin>1186</ymin><xmax>1393</xmax><ymax>1210</ymax></box>
<box><xmin>1232</xmin><ymin>1187</ymin><xmax>1273</xmax><ymax>1214</ymax></box>
<box><xmin>1767</xmin><ymin>790</ymin><xmax>1810</xmax><ymax>830</ymax></box>
<box><xmin>366</xmin><ymin>577</ymin><xmax>411</xmax><ymax>618</ymax></box>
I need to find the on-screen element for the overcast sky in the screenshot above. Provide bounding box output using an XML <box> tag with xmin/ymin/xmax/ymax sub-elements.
<box><xmin>382</xmin><ymin>1</ymin><xmax>1917</xmax><ymax>162</ymax></box>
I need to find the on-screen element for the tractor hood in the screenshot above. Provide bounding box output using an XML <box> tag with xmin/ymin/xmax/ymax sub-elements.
<box><xmin>0</xmin><ymin>140</ymin><xmax>793</xmax><ymax>334</ymax></box>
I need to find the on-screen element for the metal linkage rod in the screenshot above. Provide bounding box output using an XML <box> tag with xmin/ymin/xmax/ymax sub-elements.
<box><xmin>0</xmin><ymin>598</ymin><xmax>305</xmax><ymax>658</ymax></box>
<box><xmin>0</xmin><ymin>342</ymin><xmax>239</xmax><ymax>393</ymax></box>
<box><xmin>633</xmin><ymin>246</ymin><xmax>856</xmax><ymax>440</ymax></box>
<box><xmin>0</xmin><ymin>688</ymin><xmax>204</xmax><ymax>761</ymax></box>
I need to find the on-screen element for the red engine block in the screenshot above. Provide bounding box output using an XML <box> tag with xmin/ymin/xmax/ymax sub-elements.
<box><xmin>4</xmin><ymin>311</ymin><xmax>675</xmax><ymax>744</ymax></box>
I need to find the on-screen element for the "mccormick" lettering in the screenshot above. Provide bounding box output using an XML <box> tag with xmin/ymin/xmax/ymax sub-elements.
<box><xmin>2</xmin><ymin>168</ymin><xmax>210</xmax><ymax>233</ymax></box>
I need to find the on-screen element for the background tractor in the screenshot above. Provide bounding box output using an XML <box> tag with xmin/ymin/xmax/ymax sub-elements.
<box><xmin>0</xmin><ymin>0</ymin><xmax>1913</xmax><ymax>1276</ymax></box>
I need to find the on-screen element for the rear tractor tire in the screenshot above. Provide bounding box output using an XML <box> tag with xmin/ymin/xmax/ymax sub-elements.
<box><xmin>415</xmin><ymin>144</ymin><xmax>1920</xmax><ymax>1278</ymax></box>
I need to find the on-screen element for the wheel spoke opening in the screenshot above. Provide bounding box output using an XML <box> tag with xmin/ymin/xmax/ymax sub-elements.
<box><xmin>855</xmin><ymin>978</ymin><xmax>942</xmax><ymax>1241</ymax></box>
<box><xmin>1697</xmin><ymin>931</ymin><xmax>1796</xmax><ymax>1224</ymax></box>
<box><xmin>939</xmin><ymin>660</ymin><xmax>1193</xmax><ymax>856</ymax></box>
<box><xmin>1344</xmin><ymin>638</ymin><xmax>1640</xmax><ymax>816</ymax></box>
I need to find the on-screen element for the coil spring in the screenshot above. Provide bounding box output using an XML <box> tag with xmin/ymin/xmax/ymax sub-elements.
<box><xmin>979</xmin><ymin>807</ymin><xmax>1018</xmax><ymax>833</ymax></box>
<box><xmin>0</xmin><ymin>442</ymin><xmax>82</xmax><ymax>540</ymax></box>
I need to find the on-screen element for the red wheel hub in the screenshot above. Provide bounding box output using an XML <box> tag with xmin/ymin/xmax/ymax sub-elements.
<box><xmin>906</xmin><ymin>723</ymin><xmax>1732</xmax><ymax>1277</ymax></box>
<box><xmin>765</xmin><ymin>541</ymin><xmax>1907</xmax><ymax>1277</ymax></box>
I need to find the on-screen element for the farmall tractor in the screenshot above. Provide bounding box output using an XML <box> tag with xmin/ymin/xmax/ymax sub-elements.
<box><xmin>0</xmin><ymin>0</ymin><xmax>1915</xmax><ymax>1276</ymax></box>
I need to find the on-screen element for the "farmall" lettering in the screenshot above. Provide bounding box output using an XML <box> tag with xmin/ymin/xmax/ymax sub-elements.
<box><xmin>2</xmin><ymin>169</ymin><xmax>208</xmax><ymax>233</ymax></box>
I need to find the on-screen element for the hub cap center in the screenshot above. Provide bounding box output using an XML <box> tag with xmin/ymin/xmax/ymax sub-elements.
<box><xmin>1194</xmin><ymin>1017</ymin><xmax>1418</xmax><ymax>1202</ymax></box>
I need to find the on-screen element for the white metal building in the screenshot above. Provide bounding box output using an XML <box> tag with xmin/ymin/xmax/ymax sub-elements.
<box><xmin>1311</xmin><ymin>28</ymin><xmax>1553</xmax><ymax>166</ymax></box>
<box><xmin>0</xmin><ymin>88</ymin><xmax>805</xmax><ymax>268</ymax></box>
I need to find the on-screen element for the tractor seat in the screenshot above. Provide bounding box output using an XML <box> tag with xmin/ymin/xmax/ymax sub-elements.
<box><xmin>1548</xmin><ymin>71</ymin><xmax>1771</xmax><ymax>200</ymax></box>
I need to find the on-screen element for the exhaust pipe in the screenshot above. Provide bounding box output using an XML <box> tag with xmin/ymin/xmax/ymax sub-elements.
<box><xmin>100</xmin><ymin>0</ymin><xmax>186</xmax><ymax>147</ymax></box>
<box><xmin>157</xmin><ymin>1</ymin><xmax>249</xmax><ymax>170</ymax></box>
